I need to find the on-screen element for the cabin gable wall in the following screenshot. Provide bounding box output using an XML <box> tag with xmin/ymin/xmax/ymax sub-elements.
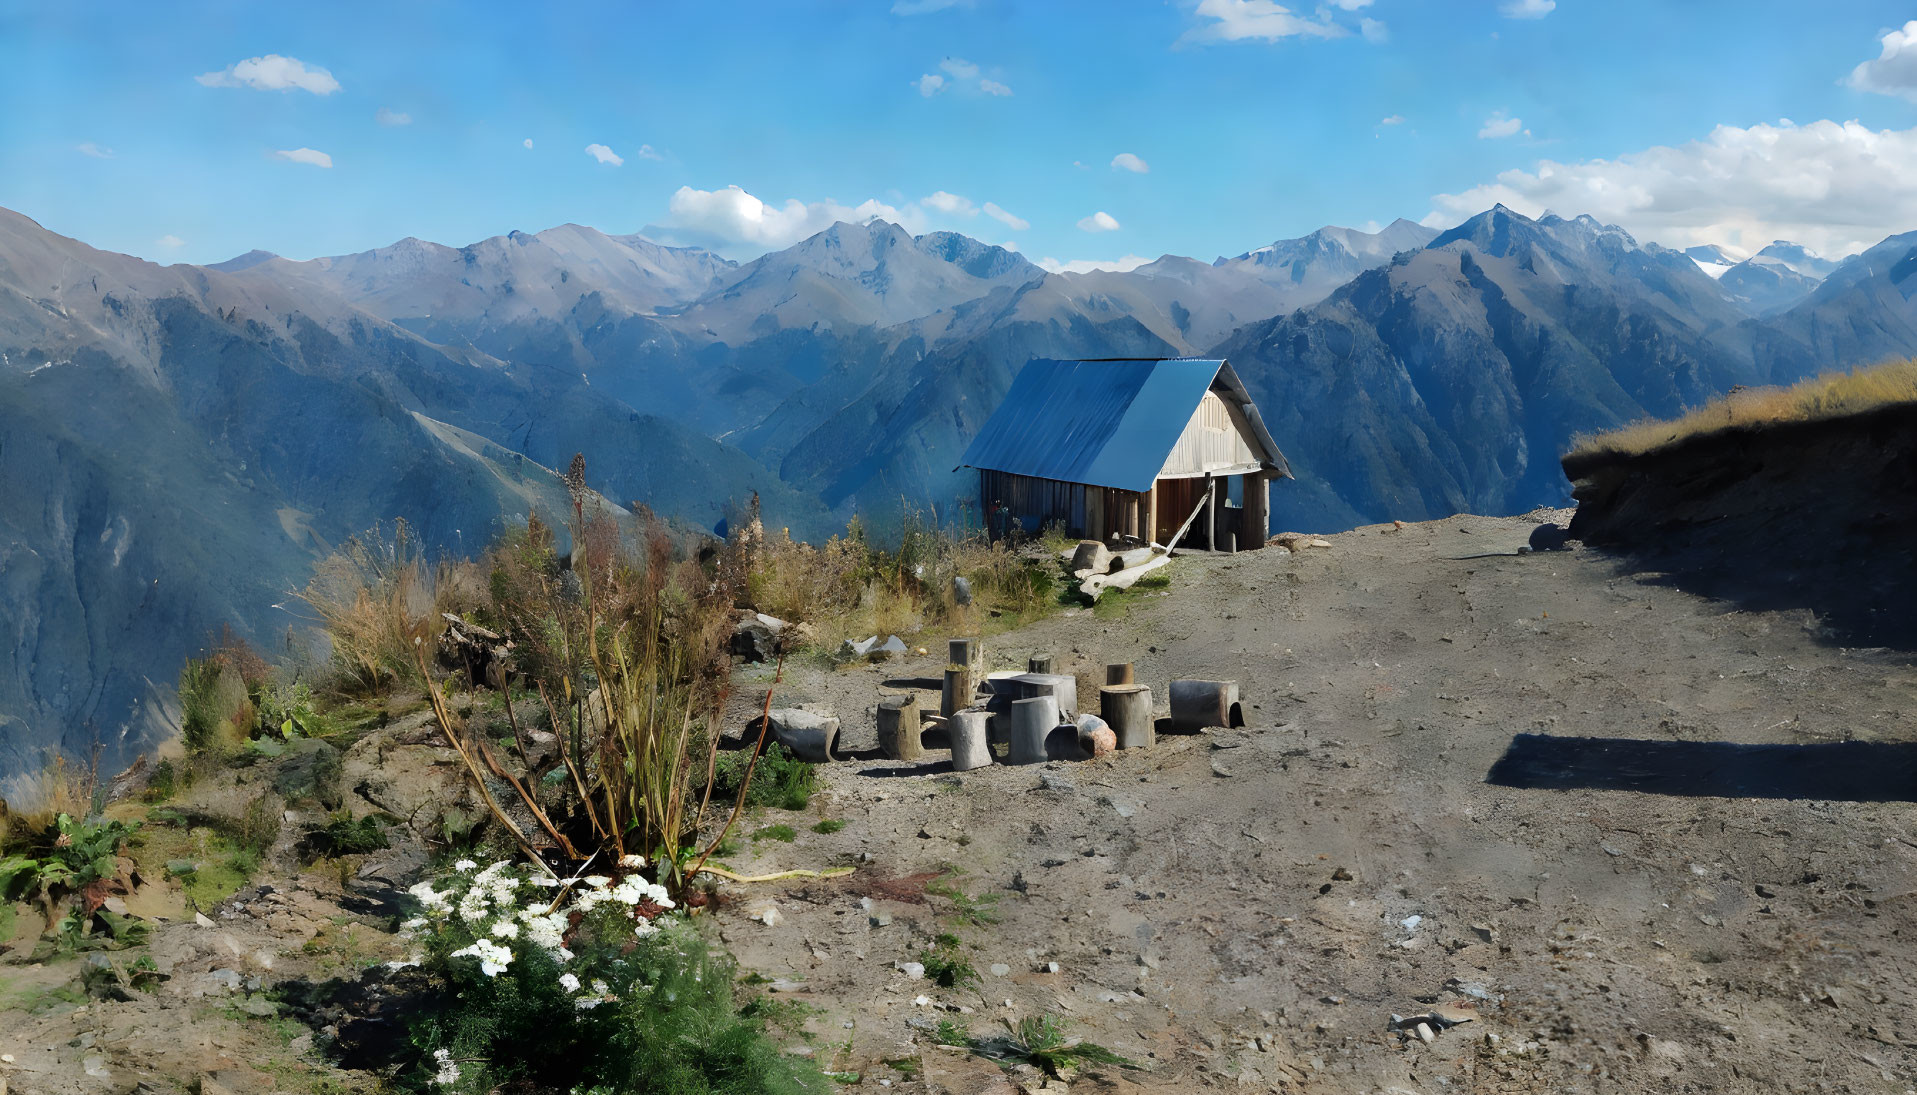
<box><xmin>1157</xmin><ymin>389</ymin><xmax>1260</xmax><ymax>479</ymax></box>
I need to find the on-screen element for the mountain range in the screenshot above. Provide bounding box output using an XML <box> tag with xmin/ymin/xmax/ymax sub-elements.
<box><xmin>2</xmin><ymin>200</ymin><xmax>1911</xmax><ymax>780</ymax></box>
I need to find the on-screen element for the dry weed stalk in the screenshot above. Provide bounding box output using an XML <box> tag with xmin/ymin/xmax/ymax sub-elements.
<box><xmin>1569</xmin><ymin>357</ymin><xmax>1917</xmax><ymax>462</ymax></box>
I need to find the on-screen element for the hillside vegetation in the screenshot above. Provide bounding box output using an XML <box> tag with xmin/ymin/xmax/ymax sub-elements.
<box><xmin>1565</xmin><ymin>357</ymin><xmax>1917</xmax><ymax>464</ymax></box>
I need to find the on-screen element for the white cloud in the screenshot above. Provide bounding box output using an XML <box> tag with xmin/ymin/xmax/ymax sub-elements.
<box><xmin>76</xmin><ymin>142</ymin><xmax>114</xmax><ymax>158</ymax></box>
<box><xmin>1479</xmin><ymin>113</ymin><xmax>1524</xmax><ymax>139</ymax></box>
<box><xmin>1500</xmin><ymin>0</ymin><xmax>1555</xmax><ymax>18</ymax></box>
<box><xmin>940</xmin><ymin>57</ymin><xmax>979</xmax><ymax>79</ymax></box>
<box><xmin>1077</xmin><ymin>211</ymin><xmax>1121</xmax><ymax>233</ymax></box>
<box><xmin>654</xmin><ymin>185</ymin><xmax>919</xmax><ymax>253</ymax></box>
<box><xmin>1424</xmin><ymin>118</ymin><xmax>1917</xmax><ymax>258</ymax></box>
<box><xmin>585</xmin><ymin>143</ymin><xmax>624</xmax><ymax>166</ymax></box>
<box><xmin>1180</xmin><ymin>0</ymin><xmax>1345</xmax><ymax>45</ymax></box>
<box><xmin>1380</xmin><ymin>114</ymin><xmax>1405</xmax><ymax>126</ymax></box>
<box><xmin>155</xmin><ymin>234</ymin><xmax>185</xmax><ymax>248</ymax></box>
<box><xmin>892</xmin><ymin>0</ymin><xmax>970</xmax><ymax>13</ymax></box>
<box><xmin>1330</xmin><ymin>0</ymin><xmax>1373</xmax><ymax>7</ymax></box>
<box><xmin>196</xmin><ymin>54</ymin><xmax>339</xmax><ymax>94</ymax></box>
<box><xmin>923</xmin><ymin>191</ymin><xmax>977</xmax><ymax>215</ymax></box>
<box><xmin>999</xmin><ymin>240</ymin><xmax>1018</xmax><ymax>252</ymax></box>
<box><xmin>1360</xmin><ymin>17</ymin><xmax>1388</xmax><ymax>43</ymax></box>
<box><xmin>637</xmin><ymin>144</ymin><xmax>663</xmax><ymax>161</ymax></box>
<box><xmin>376</xmin><ymin>107</ymin><xmax>411</xmax><ymax>126</ymax></box>
<box><xmin>979</xmin><ymin>78</ymin><xmax>1013</xmax><ymax>96</ymax></box>
<box><xmin>1849</xmin><ymin>20</ymin><xmax>1917</xmax><ymax>103</ymax></box>
<box><xmin>1111</xmin><ymin>152</ymin><xmax>1150</xmax><ymax>174</ymax></box>
<box><xmin>273</xmin><ymin>147</ymin><xmax>333</xmax><ymax>168</ymax></box>
<box><xmin>1037</xmin><ymin>254</ymin><xmax>1151</xmax><ymax>274</ymax></box>
<box><xmin>983</xmin><ymin>201</ymin><xmax>1029</xmax><ymax>231</ymax></box>
<box><xmin>915</xmin><ymin>73</ymin><xmax>946</xmax><ymax>97</ymax></box>
<box><xmin>523</xmin><ymin>138</ymin><xmax>534</xmax><ymax>149</ymax></box>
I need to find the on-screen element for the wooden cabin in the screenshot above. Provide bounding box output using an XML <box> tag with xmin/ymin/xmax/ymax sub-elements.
<box><xmin>958</xmin><ymin>358</ymin><xmax>1292</xmax><ymax>550</ymax></box>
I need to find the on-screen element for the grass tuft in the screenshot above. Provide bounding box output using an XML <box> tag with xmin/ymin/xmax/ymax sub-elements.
<box><xmin>1567</xmin><ymin>358</ymin><xmax>1917</xmax><ymax>464</ymax></box>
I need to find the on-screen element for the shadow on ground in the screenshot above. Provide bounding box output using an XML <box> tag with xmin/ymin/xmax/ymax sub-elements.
<box><xmin>1486</xmin><ymin>733</ymin><xmax>1917</xmax><ymax>802</ymax></box>
<box><xmin>1564</xmin><ymin>402</ymin><xmax>1917</xmax><ymax>650</ymax></box>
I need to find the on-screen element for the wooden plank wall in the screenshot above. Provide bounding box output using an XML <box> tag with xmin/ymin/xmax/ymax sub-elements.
<box><xmin>1158</xmin><ymin>390</ymin><xmax>1259</xmax><ymax>479</ymax></box>
<box><xmin>979</xmin><ymin>470</ymin><xmax>1145</xmax><ymax>541</ymax></box>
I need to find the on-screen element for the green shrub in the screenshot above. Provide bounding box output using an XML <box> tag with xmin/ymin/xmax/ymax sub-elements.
<box><xmin>707</xmin><ymin>744</ymin><xmax>817</xmax><ymax>812</ymax></box>
<box><xmin>752</xmin><ymin>824</ymin><xmax>797</xmax><ymax>844</ymax></box>
<box><xmin>810</xmin><ymin>819</ymin><xmax>845</xmax><ymax>835</ymax></box>
<box><xmin>919</xmin><ymin>934</ymin><xmax>979</xmax><ymax>989</ymax></box>
<box><xmin>304</xmin><ymin>813</ymin><xmax>390</xmax><ymax>860</ymax></box>
<box><xmin>179</xmin><ymin>657</ymin><xmax>249</xmax><ymax>757</ymax></box>
<box><xmin>398</xmin><ymin>858</ymin><xmax>828</xmax><ymax>1095</ymax></box>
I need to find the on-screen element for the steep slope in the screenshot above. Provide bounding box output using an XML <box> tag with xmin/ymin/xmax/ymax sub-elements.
<box><xmin>0</xmin><ymin>209</ymin><xmax>828</xmax><ymax>782</ymax></box>
<box><xmin>1212</xmin><ymin>206</ymin><xmax>1775</xmax><ymax>529</ymax></box>
<box><xmin>1219</xmin><ymin>219</ymin><xmax>1438</xmax><ymax>295</ymax></box>
<box><xmin>1760</xmin><ymin>231</ymin><xmax>1917</xmax><ymax>369</ymax></box>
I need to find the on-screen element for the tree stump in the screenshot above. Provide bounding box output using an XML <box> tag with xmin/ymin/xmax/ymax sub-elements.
<box><xmin>949</xmin><ymin>709</ymin><xmax>992</xmax><ymax>772</ymax></box>
<box><xmin>1105</xmin><ymin>662</ymin><xmax>1134</xmax><ymax>686</ymax></box>
<box><xmin>877</xmin><ymin>695</ymin><xmax>922</xmax><ymax>762</ymax></box>
<box><xmin>1008</xmin><ymin>695</ymin><xmax>1058</xmax><ymax>765</ymax></box>
<box><xmin>941</xmin><ymin>666</ymin><xmax>969</xmax><ymax>719</ymax></box>
<box><xmin>1102</xmin><ymin>685</ymin><xmax>1155</xmax><ymax>749</ymax></box>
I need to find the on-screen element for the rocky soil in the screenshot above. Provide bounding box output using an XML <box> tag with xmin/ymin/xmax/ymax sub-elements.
<box><xmin>7</xmin><ymin>507</ymin><xmax>1917</xmax><ymax>1094</ymax></box>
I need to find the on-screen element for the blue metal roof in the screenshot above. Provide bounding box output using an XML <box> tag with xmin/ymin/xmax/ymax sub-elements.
<box><xmin>958</xmin><ymin>358</ymin><xmax>1289</xmax><ymax>493</ymax></box>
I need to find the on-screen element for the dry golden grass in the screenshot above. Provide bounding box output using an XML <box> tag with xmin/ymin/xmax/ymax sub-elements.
<box><xmin>741</xmin><ymin>511</ymin><xmax>1057</xmax><ymax>651</ymax></box>
<box><xmin>297</xmin><ymin>520</ymin><xmax>486</xmax><ymax>694</ymax></box>
<box><xmin>1568</xmin><ymin>358</ymin><xmax>1917</xmax><ymax>462</ymax></box>
<box><xmin>0</xmin><ymin>753</ymin><xmax>97</xmax><ymax>851</ymax></box>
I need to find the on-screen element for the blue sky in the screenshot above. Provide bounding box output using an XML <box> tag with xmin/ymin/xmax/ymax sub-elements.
<box><xmin>6</xmin><ymin>1</ymin><xmax>1917</xmax><ymax>269</ymax></box>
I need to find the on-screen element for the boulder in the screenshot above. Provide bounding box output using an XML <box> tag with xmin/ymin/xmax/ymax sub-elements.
<box><xmin>731</xmin><ymin>612</ymin><xmax>786</xmax><ymax>663</ymax></box>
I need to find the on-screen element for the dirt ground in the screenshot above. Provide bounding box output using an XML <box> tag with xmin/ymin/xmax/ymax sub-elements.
<box><xmin>714</xmin><ymin>508</ymin><xmax>1917</xmax><ymax>1093</ymax></box>
<box><xmin>7</xmin><ymin>507</ymin><xmax>1917</xmax><ymax>1094</ymax></box>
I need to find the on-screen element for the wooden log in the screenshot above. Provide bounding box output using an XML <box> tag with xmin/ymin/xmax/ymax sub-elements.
<box><xmin>949</xmin><ymin>709</ymin><xmax>993</xmax><ymax>772</ymax></box>
<box><xmin>941</xmin><ymin>666</ymin><xmax>969</xmax><ymax>719</ymax></box>
<box><xmin>1013</xmin><ymin>673</ymin><xmax>1076</xmax><ymax>717</ymax></box>
<box><xmin>1044</xmin><ymin>723</ymin><xmax>1084</xmax><ymax>761</ymax></box>
<box><xmin>1169</xmin><ymin>679</ymin><xmax>1242</xmax><ymax>733</ymax></box>
<box><xmin>1028</xmin><ymin>654</ymin><xmax>1055</xmax><ymax>674</ymax></box>
<box><xmin>1105</xmin><ymin>662</ymin><xmax>1134</xmax><ymax>686</ymax></box>
<box><xmin>1070</xmin><ymin>540</ymin><xmax>1112</xmax><ymax>577</ymax></box>
<box><xmin>768</xmin><ymin>709</ymin><xmax>839</xmax><ymax>762</ymax></box>
<box><xmin>877</xmin><ymin>695</ymin><xmax>922</xmax><ymax>762</ymax></box>
<box><xmin>1102</xmin><ymin>685</ymin><xmax>1154</xmax><ymax>749</ymax></box>
<box><xmin>1081</xmin><ymin>554</ymin><xmax>1170</xmax><ymax>601</ymax></box>
<box><xmin>1007</xmin><ymin>695</ymin><xmax>1058</xmax><ymax>765</ymax></box>
<box><xmin>949</xmin><ymin>638</ymin><xmax>978</xmax><ymax>696</ymax></box>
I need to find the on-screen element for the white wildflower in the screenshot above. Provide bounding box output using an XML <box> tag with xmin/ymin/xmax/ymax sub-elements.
<box><xmin>454</xmin><ymin>859</ymin><xmax>478</xmax><ymax>873</ymax></box>
<box><xmin>490</xmin><ymin>920</ymin><xmax>520</xmax><ymax>940</ymax></box>
<box><xmin>582</xmin><ymin>875</ymin><xmax>612</xmax><ymax>889</ymax></box>
<box><xmin>450</xmin><ymin>939</ymin><xmax>514</xmax><ymax>977</ymax></box>
<box><xmin>619</xmin><ymin>853</ymin><xmax>646</xmax><ymax>868</ymax></box>
<box><xmin>633</xmin><ymin>919</ymin><xmax>660</xmax><ymax>939</ymax></box>
<box><xmin>558</xmin><ymin>972</ymin><xmax>581</xmax><ymax>992</ymax></box>
<box><xmin>408</xmin><ymin>882</ymin><xmax>452</xmax><ymax>913</ymax></box>
<box><xmin>574</xmin><ymin>997</ymin><xmax>604</xmax><ymax>1011</ymax></box>
<box><xmin>432</xmin><ymin>1048</ymin><xmax>460</xmax><ymax>1085</ymax></box>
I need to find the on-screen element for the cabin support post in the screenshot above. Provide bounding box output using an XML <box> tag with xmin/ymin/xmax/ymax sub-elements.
<box><xmin>1204</xmin><ymin>474</ymin><xmax>1217</xmax><ymax>552</ymax></box>
<box><xmin>1146</xmin><ymin>480</ymin><xmax>1160</xmax><ymax>545</ymax></box>
<box><xmin>1244</xmin><ymin>471</ymin><xmax>1270</xmax><ymax>550</ymax></box>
